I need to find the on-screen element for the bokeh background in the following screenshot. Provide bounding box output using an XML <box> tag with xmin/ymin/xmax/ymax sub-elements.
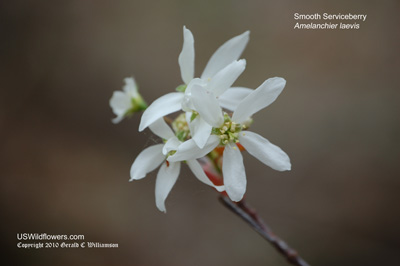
<box><xmin>1</xmin><ymin>1</ymin><xmax>399</xmax><ymax>265</ymax></box>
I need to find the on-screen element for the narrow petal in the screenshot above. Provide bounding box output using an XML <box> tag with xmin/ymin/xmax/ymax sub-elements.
<box><xmin>181</xmin><ymin>78</ymin><xmax>206</xmax><ymax>112</ymax></box>
<box><xmin>233</xmin><ymin>77</ymin><xmax>286</xmax><ymax>123</ymax></box>
<box><xmin>218</xmin><ymin>87</ymin><xmax>253</xmax><ymax>111</ymax></box>
<box><xmin>139</xmin><ymin>92</ymin><xmax>184</xmax><ymax>131</ymax></box>
<box><xmin>112</xmin><ymin>115</ymin><xmax>124</xmax><ymax>124</ymax></box>
<box><xmin>110</xmin><ymin>91</ymin><xmax>131</xmax><ymax>118</ymax></box>
<box><xmin>149</xmin><ymin>118</ymin><xmax>175</xmax><ymax>140</ymax></box>
<box><xmin>155</xmin><ymin>161</ymin><xmax>180</xmax><ymax>213</ymax></box>
<box><xmin>201</xmin><ymin>31</ymin><xmax>250</xmax><ymax>80</ymax></box>
<box><xmin>123</xmin><ymin>77</ymin><xmax>139</xmax><ymax>98</ymax></box>
<box><xmin>130</xmin><ymin>144</ymin><xmax>164</xmax><ymax>181</ymax></box>
<box><xmin>178</xmin><ymin>26</ymin><xmax>195</xmax><ymax>84</ymax></box>
<box><xmin>162</xmin><ymin>136</ymin><xmax>181</xmax><ymax>155</ymax></box>
<box><xmin>168</xmin><ymin>135</ymin><xmax>219</xmax><ymax>162</ymax></box>
<box><xmin>208</xmin><ymin>59</ymin><xmax>246</xmax><ymax>97</ymax></box>
<box><xmin>189</xmin><ymin>116</ymin><xmax>212</xmax><ymax>148</ymax></box>
<box><xmin>239</xmin><ymin>131</ymin><xmax>291</xmax><ymax>171</ymax></box>
<box><xmin>109</xmin><ymin>91</ymin><xmax>128</xmax><ymax>123</ymax></box>
<box><xmin>185</xmin><ymin>111</ymin><xmax>212</xmax><ymax>148</ymax></box>
<box><xmin>187</xmin><ymin>159</ymin><xmax>225</xmax><ymax>192</ymax></box>
<box><xmin>223</xmin><ymin>143</ymin><xmax>246</xmax><ymax>201</ymax></box>
<box><xmin>191</xmin><ymin>85</ymin><xmax>224</xmax><ymax>127</ymax></box>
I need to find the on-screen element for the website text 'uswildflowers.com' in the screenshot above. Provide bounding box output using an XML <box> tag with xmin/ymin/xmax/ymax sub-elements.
<box><xmin>16</xmin><ymin>233</ymin><xmax>118</xmax><ymax>249</ymax></box>
<box><xmin>17</xmin><ymin>233</ymin><xmax>84</xmax><ymax>241</ymax></box>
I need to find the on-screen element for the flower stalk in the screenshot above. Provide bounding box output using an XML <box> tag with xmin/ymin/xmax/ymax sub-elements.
<box><xmin>219</xmin><ymin>195</ymin><xmax>311</xmax><ymax>266</ymax></box>
<box><xmin>199</xmin><ymin>155</ymin><xmax>310</xmax><ymax>266</ymax></box>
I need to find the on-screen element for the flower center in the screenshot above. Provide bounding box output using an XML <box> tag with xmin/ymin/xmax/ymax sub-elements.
<box><xmin>213</xmin><ymin>114</ymin><xmax>244</xmax><ymax>145</ymax></box>
<box><xmin>172</xmin><ymin>113</ymin><xmax>190</xmax><ymax>141</ymax></box>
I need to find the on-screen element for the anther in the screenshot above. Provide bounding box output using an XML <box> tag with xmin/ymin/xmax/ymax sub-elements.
<box><xmin>230</xmin><ymin>122</ymin><xmax>236</xmax><ymax>131</ymax></box>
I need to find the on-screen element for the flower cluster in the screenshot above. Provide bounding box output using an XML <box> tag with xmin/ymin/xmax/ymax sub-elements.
<box><xmin>110</xmin><ymin>26</ymin><xmax>291</xmax><ymax>212</ymax></box>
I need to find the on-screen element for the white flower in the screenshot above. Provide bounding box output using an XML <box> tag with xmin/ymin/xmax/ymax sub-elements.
<box><xmin>138</xmin><ymin>27</ymin><xmax>251</xmax><ymax>141</ymax></box>
<box><xmin>168</xmin><ymin>77</ymin><xmax>291</xmax><ymax>202</ymax></box>
<box><xmin>130</xmin><ymin>118</ymin><xmax>224</xmax><ymax>212</ymax></box>
<box><xmin>109</xmin><ymin>77</ymin><xmax>147</xmax><ymax>123</ymax></box>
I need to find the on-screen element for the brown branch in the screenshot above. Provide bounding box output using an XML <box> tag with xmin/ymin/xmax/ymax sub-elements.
<box><xmin>219</xmin><ymin>195</ymin><xmax>310</xmax><ymax>266</ymax></box>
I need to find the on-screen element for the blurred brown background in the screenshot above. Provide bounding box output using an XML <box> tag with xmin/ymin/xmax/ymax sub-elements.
<box><xmin>1</xmin><ymin>1</ymin><xmax>399</xmax><ymax>265</ymax></box>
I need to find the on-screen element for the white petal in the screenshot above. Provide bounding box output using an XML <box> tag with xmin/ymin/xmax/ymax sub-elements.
<box><xmin>208</xmin><ymin>59</ymin><xmax>246</xmax><ymax>97</ymax></box>
<box><xmin>185</xmin><ymin>111</ymin><xmax>192</xmax><ymax>124</ymax></box>
<box><xmin>112</xmin><ymin>115</ymin><xmax>124</xmax><ymax>124</ymax></box>
<box><xmin>178</xmin><ymin>26</ymin><xmax>195</xmax><ymax>84</ymax></box>
<box><xmin>123</xmin><ymin>77</ymin><xmax>139</xmax><ymax>98</ymax></box>
<box><xmin>139</xmin><ymin>92</ymin><xmax>184</xmax><ymax>131</ymax></box>
<box><xmin>130</xmin><ymin>144</ymin><xmax>164</xmax><ymax>181</ymax></box>
<box><xmin>168</xmin><ymin>135</ymin><xmax>219</xmax><ymax>162</ymax></box>
<box><xmin>149</xmin><ymin>118</ymin><xmax>175</xmax><ymax>140</ymax></box>
<box><xmin>201</xmin><ymin>31</ymin><xmax>250</xmax><ymax>80</ymax></box>
<box><xmin>223</xmin><ymin>143</ymin><xmax>246</xmax><ymax>202</ymax></box>
<box><xmin>110</xmin><ymin>91</ymin><xmax>131</xmax><ymax>117</ymax></box>
<box><xmin>187</xmin><ymin>159</ymin><xmax>225</xmax><ymax>192</ymax></box>
<box><xmin>191</xmin><ymin>85</ymin><xmax>224</xmax><ymax>127</ymax></box>
<box><xmin>185</xmin><ymin>111</ymin><xmax>212</xmax><ymax>148</ymax></box>
<box><xmin>181</xmin><ymin>78</ymin><xmax>206</xmax><ymax>112</ymax></box>
<box><xmin>155</xmin><ymin>161</ymin><xmax>180</xmax><ymax>213</ymax></box>
<box><xmin>233</xmin><ymin>77</ymin><xmax>286</xmax><ymax>123</ymax></box>
<box><xmin>218</xmin><ymin>87</ymin><xmax>253</xmax><ymax>111</ymax></box>
<box><xmin>239</xmin><ymin>131</ymin><xmax>291</xmax><ymax>171</ymax></box>
<box><xmin>189</xmin><ymin>116</ymin><xmax>212</xmax><ymax>148</ymax></box>
<box><xmin>162</xmin><ymin>136</ymin><xmax>181</xmax><ymax>155</ymax></box>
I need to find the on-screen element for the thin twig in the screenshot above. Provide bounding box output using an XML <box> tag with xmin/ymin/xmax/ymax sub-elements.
<box><xmin>219</xmin><ymin>195</ymin><xmax>310</xmax><ymax>266</ymax></box>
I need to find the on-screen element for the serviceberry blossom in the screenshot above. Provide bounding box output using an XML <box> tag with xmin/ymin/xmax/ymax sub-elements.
<box><xmin>109</xmin><ymin>77</ymin><xmax>147</xmax><ymax>123</ymax></box>
<box><xmin>130</xmin><ymin>118</ymin><xmax>224</xmax><ymax>212</ymax></box>
<box><xmin>139</xmin><ymin>26</ymin><xmax>251</xmax><ymax>148</ymax></box>
<box><xmin>168</xmin><ymin>77</ymin><xmax>291</xmax><ymax>202</ymax></box>
<box><xmin>110</xmin><ymin>26</ymin><xmax>292</xmax><ymax>212</ymax></box>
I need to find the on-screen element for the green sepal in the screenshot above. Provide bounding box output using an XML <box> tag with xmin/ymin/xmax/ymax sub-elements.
<box><xmin>176</xmin><ymin>130</ymin><xmax>189</xmax><ymax>142</ymax></box>
<box><xmin>175</xmin><ymin>84</ymin><xmax>187</xmax><ymax>92</ymax></box>
<box><xmin>190</xmin><ymin>112</ymin><xmax>198</xmax><ymax>122</ymax></box>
